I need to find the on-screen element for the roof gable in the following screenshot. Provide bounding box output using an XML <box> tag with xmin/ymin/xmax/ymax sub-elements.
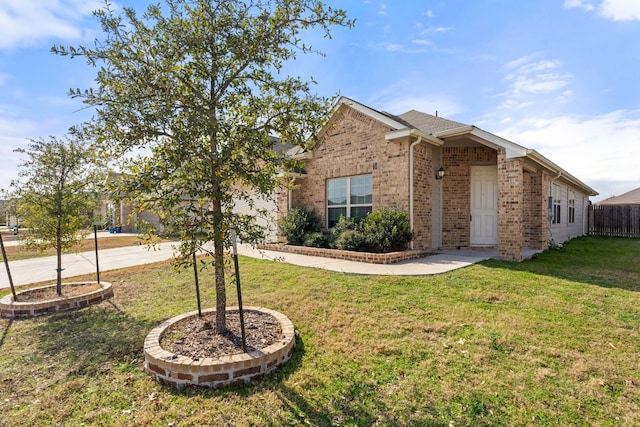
<box><xmin>335</xmin><ymin>96</ymin><xmax>408</xmax><ymax>130</ymax></box>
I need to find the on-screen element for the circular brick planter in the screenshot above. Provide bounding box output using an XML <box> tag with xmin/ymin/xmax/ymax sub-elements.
<box><xmin>0</xmin><ymin>281</ymin><xmax>113</xmax><ymax>319</ymax></box>
<box><xmin>144</xmin><ymin>306</ymin><xmax>296</xmax><ymax>389</ymax></box>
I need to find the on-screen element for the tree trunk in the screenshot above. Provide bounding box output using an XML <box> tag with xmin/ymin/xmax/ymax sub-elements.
<box><xmin>56</xmin><ymin>236</ymin><xmax>62</xmax><ymax>296</ymax></box>
<box><xmin>213</xmin><ymin>236</ymin><xmax>226</xmax><ymax>334</ymax></box>
<box><xmin>212</xmin><ymin>197</ymin><xmax>226</xmax><ymax>334</ymax></box>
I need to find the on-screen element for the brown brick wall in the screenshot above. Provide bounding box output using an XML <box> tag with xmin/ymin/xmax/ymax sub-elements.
<box><xmin>412</xmin><ymin>142</ymin><xmax>433</xmax><ymax>250</ymax></box>
<box><xmin>522</xmin><ymin>170</ymin><xmax>548</xmax><ymax>250</ymax></box>
<box><xmin>144</xmin><ymin>307</ymin><xmax>296</xmax><ymax>389</ymax></box>
<box><xmin>258</xmin><ymin>243</ymin><xmax>429</xmax><ymax>264</ymax></box>
<box><xmin>497</xmin><ymin>152</ymin><xmax>524</xmax><ymax>260</ymax></box>
<box><xmin>442</xmin><ymin>146</ymin><xmax>497</xmax><ymax>249</ymax></box>
<box><xmin>289</xmin><ymin>106</ymin><xmax>413</xmax><ymax>229</ymax></box>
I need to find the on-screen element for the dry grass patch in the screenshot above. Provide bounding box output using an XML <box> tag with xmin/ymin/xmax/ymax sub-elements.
<box><xmin>0</xmin><ymin>234</ymin><xmax>149</xmax><ymax>261</ymax></box>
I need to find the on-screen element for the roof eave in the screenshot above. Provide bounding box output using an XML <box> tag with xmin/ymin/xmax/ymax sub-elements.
<box><xmin>291</xmin><ymin>151</ymin><xmax>313</xmax><ymax>160</ymax></box>
<box><xmin>526</xmin><ymin>149</ymin><xmax>599</xmax><ymax>196</ymax></box>
<box><xmin>336</xmin><ymin>96</ymin><xmax>407</xmax><ymax>130</ymax></box>
<box><xmin>385</xmin><ymin>128</ymin><xmax>444</xmax><ymax>146</ymax></box>
<box><xmin>434</xmin><ymin>125</ymin><xmax>598</xmax><ymax>196</ymax></box>
<box><xmin>434</xmin><ymin>126</ymin><xmax>529</xmax><ymax>158</ymax></box>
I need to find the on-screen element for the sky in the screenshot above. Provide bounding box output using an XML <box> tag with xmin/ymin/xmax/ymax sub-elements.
<box><xmin>1</xmin><ymin>0</ymin><xmax>639</xmax><ymax>201</ymax></box>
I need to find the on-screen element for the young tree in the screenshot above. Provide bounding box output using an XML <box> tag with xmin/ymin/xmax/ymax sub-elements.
<box><xmin>53</xmin><ymin>0</ymin><xmax>352</xmax><ymax>333</ymax></box>
<box><xmin>11</xmin><ymin>136</ymin><xmax>104</xmax><ymax>295</ymax></box>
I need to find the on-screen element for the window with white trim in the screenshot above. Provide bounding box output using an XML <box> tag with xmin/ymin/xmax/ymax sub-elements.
<box><xmin>568</xmin><ymin>190</ymin><xmax>576</xmax><ymax>224</ymax></box>
<box><xmin>327</xmin><ymin>175</ymin><xmax>372</xmax><ymax>228</ymax></box>
<box><xmin>552</xmin><ymin>183</ymin><xmax>562</xmax><ymax>224</ymax></box>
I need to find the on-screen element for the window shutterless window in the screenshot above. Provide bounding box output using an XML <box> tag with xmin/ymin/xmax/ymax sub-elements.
<box><xmin>327</xmin><ymin>175</ymin><xmax>372</xmax><ymax>228</ymax></box>
<box><xmin>552</xmin><ymin>184</ymin><xmax>562</xmax><ymax>225</ymax></box>
<box><xmin>568</xmin><ymin>190</ymin><xmax>576</xmax><ymax>224</ymax></box>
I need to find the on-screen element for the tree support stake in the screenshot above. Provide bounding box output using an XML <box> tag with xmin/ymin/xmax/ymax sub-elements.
<box><xmin>0</xmin><ymin>233</ymin><xmax>18</xmax><ymax>301</ymax></box>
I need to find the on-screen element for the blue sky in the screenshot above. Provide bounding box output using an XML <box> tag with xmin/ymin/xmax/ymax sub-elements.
<box><xmin>1</xmin><ymin>0</ymin><xmax>639</xmax><ymax>201</ymax></box>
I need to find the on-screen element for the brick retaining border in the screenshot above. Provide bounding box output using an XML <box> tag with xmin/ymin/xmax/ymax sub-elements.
<box><xmin>144</xmin><ymin>306</ymin><xmax>296</xmax><ymax>389</ymax></box>
<box><xmin>0</xmin><ymin>281</ymin><xmax>113</xmax><ymax>319</ymax></box>
<box><xmin>258</xmin><ymin>243</ymin><xmax>430</xmax><ymax>264</ymax></box>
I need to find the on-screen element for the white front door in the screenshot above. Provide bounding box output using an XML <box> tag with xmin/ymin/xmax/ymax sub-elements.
<box><xmin>470</xmin><ymin>166</ymin><xmax>498</xmax><ymax>246</ymax></box>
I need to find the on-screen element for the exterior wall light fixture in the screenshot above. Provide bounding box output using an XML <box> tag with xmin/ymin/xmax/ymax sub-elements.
<box><xmin>435</xmin><ymin>166</ymin><xmax>445</xmax><ymax>180</ymax></box>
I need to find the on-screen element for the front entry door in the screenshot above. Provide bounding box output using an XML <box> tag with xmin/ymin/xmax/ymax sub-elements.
<box><xmin>470</xmin><ymin>166</ymin><xmax>498</xmax><ymax>246</ymax></box>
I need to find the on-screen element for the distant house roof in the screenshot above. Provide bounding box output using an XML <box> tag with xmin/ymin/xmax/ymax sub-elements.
<box><xmin>596</xmin><ymin>187</ymin><xmax>640</xmax><ymax>206</ymax></box>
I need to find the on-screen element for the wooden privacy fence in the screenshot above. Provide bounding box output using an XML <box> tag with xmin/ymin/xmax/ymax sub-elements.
<box><xmin>589</xmin><ymin>205</ymin><xmax>640</xmax><ymax>238</ymax></box>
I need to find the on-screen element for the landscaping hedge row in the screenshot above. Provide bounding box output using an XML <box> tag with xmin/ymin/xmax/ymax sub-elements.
<box><xmin>278</xmin><ymin>207</ymin><xmax>413</xmax><ymax>253</ymax></box>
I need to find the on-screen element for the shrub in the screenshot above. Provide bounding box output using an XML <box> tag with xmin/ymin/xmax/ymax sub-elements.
<box><xmin>334</xmin><ymin>229</ymin><xmax>368</xmax><ymax>251</ymax></box>
<box><xmin>278</xmin><ymin>207</ymin><xmax>320</xmax><ymax>245</ymax></box>
<box><xmin>303</xmin><ymin>232</ymin><xmax>329</xmax><ymax>248</ymax></box>
<box><xmin>361</xmin><ymin>207</ymin><xmax>413</xmax><ymax>253</ymax></box>
<box><xmin>329</xmin><ymin>215</ymin><xmax>359</xmax><ymax>248</ymax></box>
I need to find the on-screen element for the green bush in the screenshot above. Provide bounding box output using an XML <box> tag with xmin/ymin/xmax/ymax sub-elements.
<box><xmin>361</xmin><ymin>207</ymin><xmax>413</xmax><ymax>253</ymax></box>
<box><xmin>334</xmin><ymin>229</ymin><xmax>368</xmax><ymax>251</ymax></box>
<box><xmin>329</xmin><ymin>215</ymin><xmax>359</xmax><ymax>248</ymax></box>
<box><xmin>303</xmin><ymin>232</ymin><xmax>329</xmax><ymax>248</ymax></box>
<box><xmin>278</xmin><ymin>207</ymin><xmax>320</xmax><ymax>245</ymax></box>
<box><xmin>282</xmin><ymin>207</ymin><xmax>413</xmax><ymax>253</ymax></box>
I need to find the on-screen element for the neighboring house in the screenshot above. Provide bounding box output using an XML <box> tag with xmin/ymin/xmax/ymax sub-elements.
<box><xmin>100</xmin><ymin>137</ymin><xmax>292</xmax><ymax>241</ymax></box>
<box><xmin>596</xmin><ymin>187</ymin><xmax>640</xmax><ymax>206</ymax></box>
<box><xmin>94</xmin><ymin>172</ymin><xmax>162</xmax><ymax>233</ymax></box>
<box><xmin>277</xmin><ymin>97</ymin><xmax>598</xmax><ymax>261</ymax></box>
<box><xmin>0</xmin><ymin>199</ymin><xmax>19</xmax><ymax>227</ymax></box>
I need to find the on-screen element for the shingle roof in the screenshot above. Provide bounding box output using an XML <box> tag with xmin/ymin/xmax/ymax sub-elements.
<box><xmin>397</xmin><ymin>110</ymin><xmax>468</xmax><ymax>135</ymax></box>
<box><xmin>596</xmin><ymin>187</ymin><xmax>640</xmax><ymax>205</ymax></box>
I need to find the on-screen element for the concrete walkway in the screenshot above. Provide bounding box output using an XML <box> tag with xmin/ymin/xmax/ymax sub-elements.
<box><xmin>0</xmin><ymin>237</ymin><xmax>497</xmax><ymax>290</ymax></box>
<box><xmin>236</xmin><ymin>245</ymin><xmax>496</xmax><ymax>276</ymax></box>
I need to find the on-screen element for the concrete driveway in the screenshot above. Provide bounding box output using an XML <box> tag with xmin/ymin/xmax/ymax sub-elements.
<box><xmin>0</xmin><ymin>241</ymin><xmax>179</xmax><ymax>289</ymax></box>
<box><xmin>1</xmin><ymin>239</ymin><xmax>496</xmax><ymax>290</ymax></box>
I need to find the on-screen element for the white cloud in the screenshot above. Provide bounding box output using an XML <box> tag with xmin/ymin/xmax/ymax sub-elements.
<box><xmin>564</xmin><ymin>0</ymin><xmax>640</xmax><ymax>21</ymax></box>
<box><xmin>496</xmin><ymin>110</ymin><xmax>640</xmax><ymax>198</ymax></box>
<box><xmin>370</xmin><ymin>42</ymin><xmax>428</xmax><ymax>54</ymax></box>
<box><xmin>421</xmin><ymin>26</ymin><xmax>452</xmax><ymax>34</ymax></box>
<box><xmin>0</xmin><ymin>0</ymin><xmax>102</xmax><ymax>50</ymax></box>
<box><xmin>600</xmin><ymin>0</ymin><xmax>640</xmax><ymax>21</ymax></box>
<box><xmin>564</xmin><ymin>0</ymin><xmax>595</xmax><ymax>12</ymax></box>
<box><xmin>499</xmin><ymin>56</ymin><xmax>572</xmax><ymax>110</ymax></box>
<box><xmin>411</xmin><ymin>39</ymin><xmax>435</xmax><ymax>47</ymax></box>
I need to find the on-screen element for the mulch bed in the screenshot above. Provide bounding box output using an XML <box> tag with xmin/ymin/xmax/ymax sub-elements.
<box><xmin>15</xmin><ymin>283</ymin><xmax>102</xmax><ymax>302</ymax></box>
<box><xmin>160</xmin><ymin>310</ymin><xmax>283</xmax><ymax>360</ymax></box>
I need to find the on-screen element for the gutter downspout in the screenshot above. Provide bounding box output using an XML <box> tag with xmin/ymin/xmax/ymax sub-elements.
<box><xmin>409</xmin><ymin>136</ymin><xmax>423</xmax><ymax>250</ymax></box>
<box><xmin>288</xmin><ymin>176</ymin><xmax>296</xmax><ymax>211</ymax></box>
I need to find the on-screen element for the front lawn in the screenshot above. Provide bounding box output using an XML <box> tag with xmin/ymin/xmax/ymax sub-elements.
<box><xmin>1</xmin><ymin>236</ymin><xmax>639</xmax><ymax>426</ymax></box>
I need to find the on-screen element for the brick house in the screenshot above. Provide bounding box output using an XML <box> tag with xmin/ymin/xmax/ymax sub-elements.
<box><xmin>278</xmin><ymin>97</ymin><xmax>598</xmax><ymax>261</ymax></box>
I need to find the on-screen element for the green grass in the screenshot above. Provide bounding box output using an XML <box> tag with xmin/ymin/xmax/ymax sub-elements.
<box><xmin>1</xmin><ymin>236</ymin><xmax>639</xmax><ymax>426</ymax></box>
